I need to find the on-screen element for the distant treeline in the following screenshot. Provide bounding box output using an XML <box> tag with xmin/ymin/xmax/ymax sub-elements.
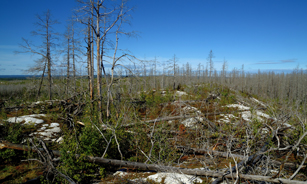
<box><xmin>0</xmin><ymin>75</ymin><xmax>40</xmax><ymax>80</ymax></box>
<box><xmin>0</xmin><ymin>75</ymin><xmax>127</xmax><ymax>80</ymax></box>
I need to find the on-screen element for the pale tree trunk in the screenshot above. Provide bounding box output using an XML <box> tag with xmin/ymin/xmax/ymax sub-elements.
<box><xmin>173</xmin><ymin>54</ymin><xmax>177</xmax><ymax>90</ymax></box>
<box><xmin>37</xmin><ymin>59</ymin><xmax>47</xmax><ymax>100</ymax></box>
<box><xmin>154</xmin><ymin>56</ymin><xmax>157</xmax><ymax>89</ymax></box>
<box><xmin>47</xmin><ymin>47</ymin><xmax>52</xmax><ymax>99</ymax></box>
<box><xmin>241</xmin><ymin>64</ymin><xmax>244</xmax><ymax>93</ymax></box>
<box><xmin>221</xmin><ymin>59</ymin><xmax>227</xmax><ymax>89</ymax></box>
<box><xmin>87</xmin><ymin>20</ymin><xmax>93</xmax><ymax>102</ymax></box>
<box><xmin>161</xmin><ymin>64</ymin><xmax>165</xmax><ymax>89</ymax></box>
<box><xmin>96</xmin><ymin>1</ymin><xmax>102</xmax><ymax>122</ymax></box>
<box><xmin>77</xmin><ymin>0</ymin><xmax>130</xmax><ymax>121</ymax></box>
<box><xmin>66</xmin><ymin>38</ymin><xmax>70</xmax><ymax>97</ymax></box>
<box><xmin>107</xmin><ymin>23</ymin><xmax>121</xmax><ymax>117</ymax></box>
<box><xmin>207</xmin><ymin>50</ymin><xmax>214</xmax><ymax>87</ymax></box>
<box><xmin>46</xmin><ymin>17</ymin><xmax>52</xmax><ymax>100</ymax></box>
<box><xmin>100</xmin><ymin>0</ymin><xmax>125</xmax><ymax>118</ymax></box>
<box><xmin>72</xmin><ymin>28</ymin><xmax>76</xmax><ymax>91</ymax></box>
<box><xmin>197</xmin><ymin>63</ymin><xmax>201</xmax><ymax>84</ymax></box>
<box><xmin>91</xmin><ymin>6</ymin><xmax>94</xmax><ymax>102</ymax></box>
<box><xmin>143</xmin><ymin>62</ymin><xmax>146</xmax><ymax>90</ymax></box>
<box><xmin>65</xmin><ymin>19</ymin><xmax>78</xmax><ymax>94</ymax></box>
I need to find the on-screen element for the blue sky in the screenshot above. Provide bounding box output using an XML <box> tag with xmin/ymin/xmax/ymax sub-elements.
<box><xmin>0</xmin><ymin>0</ymin><xmax>306</xmax><ymax>75</ymax></box>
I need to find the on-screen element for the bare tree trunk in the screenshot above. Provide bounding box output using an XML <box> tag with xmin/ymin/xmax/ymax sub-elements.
<box><xmin>172</xmin><ymin>54</ymin><xmax>177</xmax><ymax>90</ymax></box>
<box><xmin>47</xmin><ymin>23</ymin><xmax>52</xmax><ymax>100</ymax></box>
<box><xmin>66</xmin><ymin>38</ymin><xmax>70</xmax><ymax>97</ymax></box>
<box><xmin>143</xmin><ymin>62</ymin><xmax>147</xmax><ymax>90</ymax></box>
<box><xmin>37</xmin><ymin>60</ymin><xmax>47</xmax><ymax>100</ymax></box>
<box><xmin>91</xmin><ymin>5</ymin><xmax>94</xmax><ymax>102</ymax></box>
<box><xmin>87</xmin><ymin>21</ymin><xmax>93</xmax><ymax>102</ymax></box>
<box><xmin>207</xmin><ymin>50</ymin><xmax>214</xmax><ymax>87</ymax></box>
<box><xmin>96</xmin><ymin>0</ymin><xmax>102</xmax><ymax>122</ymax></box>
<box><xmin>72</xmin><ymin>28</ymin><xmax>76</xmax><ymax>91</ymax></box>
<box><xmin>154</xmin><ymin>56</ymin><xmax>157</xmax><ymax>89</ymax></box>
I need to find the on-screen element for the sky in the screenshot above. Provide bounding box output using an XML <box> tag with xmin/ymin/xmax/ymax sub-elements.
<box><xmin>0</xmin><ymin>0</ymin><xmax>307</xmax><ymax>75</ymax></box>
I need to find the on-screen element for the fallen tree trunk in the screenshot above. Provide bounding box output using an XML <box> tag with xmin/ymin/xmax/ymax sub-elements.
<box><xmin>123</xmin><ymin>114</ymin><xmax>218</xmax><ymax>131</ymax></box>
<box><xmin>121</xmin><ymin>115</ymin><xmax>196</xmax><ymax>128</ymax></box>
<box><xmin>121</xmin><ymin>107</ymin><xmax>262</xmax><ymax>131</ymax></box>
<box><xmin>1</xmin><ymin>141</ymin><xmax>305</xmax><ymax>184</ymax></box>
<box><xmin>176</xmin><ymin>146</ymin><xmax>300</xmax><ymax>170</ymax></box>
<box><xmin>4</xmin><ymin>91</ymin><xmax>87</xmax><ymax>113</ymax></box>
<box><xmin>177</xmin><ymin>146</ymin><xmax>246</xmax><ymax>159</ymax></box>
<box><xmin>144</xmin><ymin>115</ymin><xmax>193</xmax><ymax>123</ymax></box>
<box><xmin>129</xmin><ymin>106</ymin><xmax>254</xmax><ymax>125</ymax></box>
<box><xmin>145</xmin><ymin>115</ymin><xmax>216</xmax><ymax>131</ymax></box>
<box><xmin>0</xmin><ymin>141</ymin><xmax>61</xmax><ymax>156</ymax></box>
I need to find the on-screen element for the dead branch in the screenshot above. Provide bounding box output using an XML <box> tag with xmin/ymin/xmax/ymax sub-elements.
<box><xmin>289</xmin><ymin>153</ymin><xmax>307</xmax><ymax>180</ymax></box>
<box><xmin>176</xmin><ymin>146</ymin><xmax>300</xmax><ymax>170</ymax></box>
<box><xmin>122</xmin><ymin>113</ymin><xmax>218</xmax><ymax>131</ymax></box>
<box><xmin>177</xmin><ymin>146</ymin><xmax>247</xmax><ymax>160</ymax></box>
<box><xmin>144</xmin><ymin>115</ymin><xmax>194</xmax><ymax>123</ymax></box>
<box><xmin>212</xmin><ymin>143</ymin><xmax>268</xmax><ymax>184</ymax></box>
<box><xmin>27</xmin><ymin>139</ymin><xmax>76</xmax><ymax>184</ymax></box>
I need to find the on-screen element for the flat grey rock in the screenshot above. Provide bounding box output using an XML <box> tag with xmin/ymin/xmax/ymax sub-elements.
<box><xmin>6</xmin><ymin>114</ymin><xmax>46</xmax><ymax>125</ymax></box>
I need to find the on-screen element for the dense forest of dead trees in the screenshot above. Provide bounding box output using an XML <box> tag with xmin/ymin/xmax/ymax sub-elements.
<box><xmin>1</xmin><ymin>0</ymin><xmax>307</xmax><ymax>184</ymax></box>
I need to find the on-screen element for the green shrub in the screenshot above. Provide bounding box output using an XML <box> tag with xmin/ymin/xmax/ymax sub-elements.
<box><xmin>130</xmin><ymin>122</ymin><xmax>179</xmax><ymax>165</ymax></box>
<box><xmin>58</xmin><ymin>121</ymin><xmax>134</xmax><ymax>183</ymax></box>
<box><xmin>220</xmin><ymin>89</ymin><xmax>236</xmax><ymax>105</ymax></box>
<box><xmin>0</xmin><ymin>122</ymin><xmax>26</xmax><ymax>163</ymax></box>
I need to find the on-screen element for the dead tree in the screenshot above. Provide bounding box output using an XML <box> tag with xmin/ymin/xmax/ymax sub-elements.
<box><xmin>17</xmin><ymin>9</ymin><xmax>59</xmax><ymax>100</ymax></box>
<box><xmin>168</xmin><ymin>54</ymin><xmax>179</xmax><ymax>90</ymax></box>
<box><xmin>76</xmin><ymin>0</ymin><xmax>133</xmax><ymax>120</ymax></box>
<box><xmin>207</xmin><ymin>50</ymin><xmax>215</xmax><ymax>86</ymax></box>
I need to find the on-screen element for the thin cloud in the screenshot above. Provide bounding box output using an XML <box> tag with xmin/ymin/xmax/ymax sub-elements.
<box><xmin>280</xmin><ymin>59</ymin><xmax>297</xmax><ymax>63</ymax></box>
<box><xmin>255</xmin><ymin>59</ymin><xmax>297</xmax><ymax>65</ymax></box>
<box><xmin>254</xmin><ymin>60</ymin><xmax>276</xmax><ymax>64</ymax></box>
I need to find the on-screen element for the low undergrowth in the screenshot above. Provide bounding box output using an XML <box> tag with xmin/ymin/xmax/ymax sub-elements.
<box><xmin>1</xmin><ymin>80</ymin><xmax>307</xmax><ymax>183</ymax></box>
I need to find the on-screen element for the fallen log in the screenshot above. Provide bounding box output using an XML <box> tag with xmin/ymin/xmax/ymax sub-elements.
<box><xmin>176</xmin><ymin>146</ymin><xmax>300</xmax><ymax>170</ymax></box>
<box><xmin>4</xmin><ymin>106</ymin><xmax>24</xmax><ymax>112</ymax></box>
<box><xmin>145</xmin><ymin>115</ymin><xmax>218</xmax><ymax>131</ymax></box>
<box><xmin>1</xmin><ymin>141</ymin><xmax>306</xmax><ymax>184</ymax></box>
<box><xmin>0</xmin><ymin>141</ymin><xmax>61</xmax><ymax>156</ymax></box>
<box><xmin>123</xmin><ymin>113</ymin><xmax>219</xmax><ymax>131</ymax></box>
<box><xmin>177</xmin><ymin>146</ymin><xmax>246</xmax><ymax>160</ymax></box>
<box><xmin>121</xmin><ymin>115</ymin><xmax>195</xmax><ymax>128</ymax></box>
<box><xmin>120</xmin><ymin>102</ymin><xmax>269</xmax><ymax>132</ymax></box>
<box><xmin>144</xmin><ymin>115</ymin><xmax>194</xmax><ymax>123</ymax></box>
<box><xmin>123</xmin><ymin>108</ymin><xmax>256</xmax><ymax>128</ymax></box>
<box><xmin>4</xmin><ymin>91</ymin><xmax>87</xmax><ymax>113</ymax></box>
